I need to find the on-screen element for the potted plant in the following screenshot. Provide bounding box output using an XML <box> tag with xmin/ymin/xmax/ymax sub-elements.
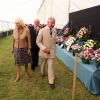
<box><xmin>76</xmin><ymin>27</ymin><xmax>90</xmax><ymax>41</ymax></box>
<box><xmin>80</xmin><ymin>48</ymin><xmax>94</xmax><ymax>64</ymax></box>
<box><xmin>92</xmin><ymin>49</ymin><xmax>100</xmax><ymax>68</ymax></box>
<box><xmin>83</xmin><ymin>39</ymin><xmax>96</xmax><ymax>49</ymax></box>
<box><xmin>63</xmin><ymin>35</ymin><xmax>76</xmax><ymax>52</ymax></box>
<box><xmin>71</xmin><ymin>44</ymin><xmax>82</xmax><ymax>56</ymax></box>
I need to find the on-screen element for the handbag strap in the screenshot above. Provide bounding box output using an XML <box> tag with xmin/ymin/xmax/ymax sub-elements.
<box><xmin>18</xmin><ymin>32</ymin><xmax>20</xmax><ymax>49</ymax></box>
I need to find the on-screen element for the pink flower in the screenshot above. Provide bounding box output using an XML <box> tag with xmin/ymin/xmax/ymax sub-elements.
<box><xmin>80</xmin><ymin>48</ymin><xmax>95</xmax><ymax>60</ymax></box>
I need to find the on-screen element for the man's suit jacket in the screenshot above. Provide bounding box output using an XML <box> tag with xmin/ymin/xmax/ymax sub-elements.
<box><xmin>36</xmin><ymin>26</ymin><xmax>57</xmax><ymax>58</ymax></box>
<box><xmin>29</xmin><ymin>25</ymin><xmax>39</xmax><ymax>51</ymax></box>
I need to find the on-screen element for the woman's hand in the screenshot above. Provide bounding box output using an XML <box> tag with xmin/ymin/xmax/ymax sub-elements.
<box><xmin>28</xmin><ymin>49</ymin><xmax>31</xmax><ymax>56</ymax></box>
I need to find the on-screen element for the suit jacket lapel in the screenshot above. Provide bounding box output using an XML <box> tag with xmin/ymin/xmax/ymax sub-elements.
<box><xmin>45</xmin><ymin>26</ymin><xmax>55</xmax><ymax>38</ymax></box>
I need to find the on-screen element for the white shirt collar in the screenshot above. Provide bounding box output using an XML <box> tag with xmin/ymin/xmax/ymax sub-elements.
<box><xmin>46</xmin><ymin>26</ymin><xmax>54</xmax><ymax>31</ymax></box>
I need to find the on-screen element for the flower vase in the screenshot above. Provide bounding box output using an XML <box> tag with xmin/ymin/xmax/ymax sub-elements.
<box><xmin>96</xmin><ymin>61</ymin><xmax>100</xmax><ymax>68</ymax></box>
<box><xmin>72</xmin><ymin>50</ymin><xmax>76</xmax><ymax>56</ymax></box>
<box><xmin>82</xmin><ymin>58</ymin><xmax>90</xmax><ymax>64</ymax></box>
<box><xmin>72</xmin><ymin>50</ymin><xmax>79</xmax><ymax>56</ymax></box>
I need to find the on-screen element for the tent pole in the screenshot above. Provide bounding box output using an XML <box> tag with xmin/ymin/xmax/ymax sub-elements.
<box><xmin>44</xmin><ymin>1</ymin><xmax>46</xmax><ymax>24</ymax></box>
<box><xmin>68</xmin><ymin>0</ymin><xmax>71</xmax><ymax>23</ymax></box>
<box><xmin>51</xmin><ymin>0</ymin><xmax>53</xmax><ymax>16</ymax></box>
<box><xmin>72</xmin><ymin>53</ymin><xmax>78</xmax><ymax>100</ymax></box>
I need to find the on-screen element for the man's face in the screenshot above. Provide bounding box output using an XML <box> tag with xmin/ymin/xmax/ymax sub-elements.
<box><xmin>34</xmin><ymin>20</ymin><xmax>40</xmax><ymax>27</ymax></box>
<box><xmin>48</xmin><ymin>20</ymin><xmax>55</xmax><ymax>29</ymax></box>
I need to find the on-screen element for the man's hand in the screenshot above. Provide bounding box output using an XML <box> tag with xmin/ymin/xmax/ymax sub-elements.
<box><xmin>43</xmin><ymin>48</ymin><xmax>50</xmax><ymax>54</ymax></box>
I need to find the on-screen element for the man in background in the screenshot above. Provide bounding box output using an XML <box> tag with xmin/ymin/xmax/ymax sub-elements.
<box><xmin>29</xmin><ymin>19</ymin><xmax>40</xmax><ymax>71</ymax></box>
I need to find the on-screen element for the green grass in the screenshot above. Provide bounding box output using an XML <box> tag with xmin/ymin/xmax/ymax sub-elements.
<box><xmin>0</xmin><ymin>36</ymin><xmax>100</xmax><ymax>100</ymax></box>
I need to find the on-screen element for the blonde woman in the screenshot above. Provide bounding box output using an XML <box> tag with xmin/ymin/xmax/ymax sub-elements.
<box><xmin>12</xmin><ymin>18</ymin><xmax>31</xmax><ymax>82</ymax></box>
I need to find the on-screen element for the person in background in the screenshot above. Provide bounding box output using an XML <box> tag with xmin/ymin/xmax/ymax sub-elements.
<box><xmin>12</xmin><ymin>18</ymin><xmax>31</xmax><ymax>82</ymax></box>
<box><xmin>36</xmin><ymin>17</ymin><xmax>57</xmax><ymax>89</ymax></box>
<box><xmin>40</xmin><ymin>24</ymin><xmax>46</xmax><ymax>28</ymax></box>
<box><xmin>29</xmin><ymin>19</ymin><xmax>40</xmax><ymax>71</ymax></box>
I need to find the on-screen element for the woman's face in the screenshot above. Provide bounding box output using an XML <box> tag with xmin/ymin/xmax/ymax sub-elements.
<box><xmin>15</xmin><ymin>21</ymin><xmax>20</xmax><ymax>28</ymax></box>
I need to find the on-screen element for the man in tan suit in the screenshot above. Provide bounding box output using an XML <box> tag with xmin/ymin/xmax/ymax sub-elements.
<box><xmin>36</xmin><ymin>17</ymin><xmax>56</xmax><ymax>89</ymax></box>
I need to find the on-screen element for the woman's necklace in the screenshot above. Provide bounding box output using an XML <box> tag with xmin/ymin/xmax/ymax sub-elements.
<box><xmin>18</xmin><ymin>28</ymin><xmax>24</xmax><ymax>34</ymax></box>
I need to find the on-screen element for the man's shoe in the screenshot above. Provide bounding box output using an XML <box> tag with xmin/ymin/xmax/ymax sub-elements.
<box><xmin>41</xmin><ymin>74</ymin><xmax>45</xmax><ymax>77</ymax></box>
<box><xmin>31</xmin><ymin>68</ymin><xmax>35</xmax><ymax>71</ymax></box>
<box><xmin>36</xmin><ymin>65</ymin><xmax>39</xmax><ymax>67</ymax></box>
<box><xmin>49</xmin><ymin>84</ymin><xmax>55</xmax><ymax>89</ymax></box>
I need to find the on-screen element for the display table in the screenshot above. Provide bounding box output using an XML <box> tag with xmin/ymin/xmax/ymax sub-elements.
<box><xmin>56</xmin><ymin>45</ymin><xmax>100</xmax><ymax>94</ymax></box>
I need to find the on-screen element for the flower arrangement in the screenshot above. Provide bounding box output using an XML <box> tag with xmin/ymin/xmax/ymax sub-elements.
<box><xmin>63</xmin><ymin>27</ymin><xmax>69</xmax><ymax>35</ymax></box>
<box><xmin>56</xmin><ymin>36</ymin><xmax>64</xmax><ymax>45</ymax></box>
<box><xmin>71</xmin><ymin>44</ymin><xmax>82</xmax><ymax>51</ymax></box>
<box><xmin>76</xmin><ymin>27</ymin><xmax>90</xmax><ymax>41</ymax></box>
<box><xmin>80</xmin><ymin>48</ymin><xmax>94</xmax><ymax>63</ymax></box>
<box><xmin>64</xmin><ymin>35</ymin><xmax>76</xmax><ymax>46</ymax></box>
<box><xmin>71</xmin><ymin>44</ymin><xmax>82</xmax><ymax>56</ymax></box>
<box><xmin>83</xmin><ymin>39</ymin><xmax>96</xmax><ymax>49</ymax></box>
<box><xmin>92</xmin><ymin>48</ymin><xmax>100</xmax><ymax>68</ymax></box>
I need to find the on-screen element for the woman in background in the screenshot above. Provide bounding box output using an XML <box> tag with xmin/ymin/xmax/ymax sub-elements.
<box><xmin>12</xmin><ymin>18</ymin><xmax>31</xmax><ymax>82</ymax></box>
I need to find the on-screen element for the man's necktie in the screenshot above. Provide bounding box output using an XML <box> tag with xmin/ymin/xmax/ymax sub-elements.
<box><xmin>50</xmin><ymin>29</ymin><xmax>52</xmax><ymax>37</ymax></box>
<box><xmin>35</xmin><ymin>26</ymin><xmax>40</xmax><ymax>35</ymax></box>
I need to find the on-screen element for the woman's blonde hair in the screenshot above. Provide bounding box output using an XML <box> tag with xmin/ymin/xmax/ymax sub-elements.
<box><xmin>15</xmin><ymin>18</ymin><xmax>25</xmax><ymax>27</ymax></box>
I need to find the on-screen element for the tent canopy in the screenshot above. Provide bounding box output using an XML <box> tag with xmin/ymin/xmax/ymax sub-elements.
<box><xmin>0</xmin><ymin>0</ymin><xmax>100</xmax><ymax>30</ymax></box>
<box><xmin>37</xmin><ymin>0</ymin><xmax>100</xmax><ymax>28</ymax></box>
<box><xmin>0</xmin><ymin>0</ymin><xmax>42</xmax><ymax>23</ymax></box>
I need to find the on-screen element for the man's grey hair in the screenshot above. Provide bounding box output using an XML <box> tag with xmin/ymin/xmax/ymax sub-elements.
<box><xmin>48</xmin><ymin>17</ymin><xmax>55</xmax><ymax>22</ymax></box>
<box><xmin>34</xmin><ymin>19</ymin><xmax>40</xmax><ymax>23</ymax></box>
